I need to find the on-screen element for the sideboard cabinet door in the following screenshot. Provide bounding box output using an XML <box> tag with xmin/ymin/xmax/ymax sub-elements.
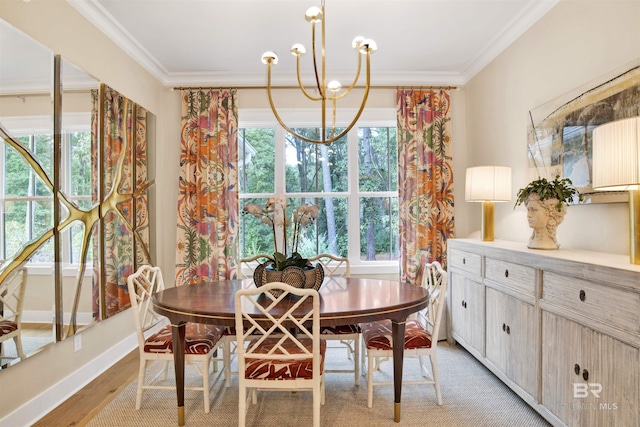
<box><xmin>486</xmin><ymin>287</ymin><xmax>537</xmax><ymax>398</ymax></box>
<box><xmin>542</xmin><ymin>311</ymin><xmax>639</xmax><ymax>426</ymax></box>
<box><xmin>450</xmin><ymin>271</ymin><xmax>485</xmax><ymax>356</ymax></box>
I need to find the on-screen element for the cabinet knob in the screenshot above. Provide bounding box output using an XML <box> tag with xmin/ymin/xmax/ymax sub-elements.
<box><xmin>462</xmin><ymin>258</ymin><xmax>466</xmax><ymax>265</ymax></box>
<box><xmin>504</xmin><ymin>269</ymin><xmax>509</xmax><ymax>278</ymax></box>
<box><xmin>506</xmin><ymin>325</ymin><xmax>510</xmax><ymax>334</ymax></box>
<box><xmin>574</xmin><ymin>364</ymin><xmax>580</xmax><ymax>375</ymax></box>
<box><xmin>502</xmin><ymin>323</ymin><xmax>506</xmax><ymax>331</ymax></box>
<box><xmin>462</xmin><ymin>300</ymin><xmax>467</xmax><ymax>308</ymax></box>
<box><xmin>579</xmin><ymin>290</ymin><xmax>586</xmax><ymax>302</ymax></box>
<box><xmin>582</xmin><ymin>369</ymin><xmax>589</xmax><ymax>381</ymax></box>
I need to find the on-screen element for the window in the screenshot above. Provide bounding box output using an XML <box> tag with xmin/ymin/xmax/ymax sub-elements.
<box><xmin>1</xmin><ymin>118</ymin><xmax>93</xmax><ymax>266</ymax></box>
<box><xmin>238</xmin><ymin>109</ymin><xmax>398</xmax><ymax>274</ymax></box>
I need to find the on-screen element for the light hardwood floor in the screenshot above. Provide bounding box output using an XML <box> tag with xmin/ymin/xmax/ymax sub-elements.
<box><xmin>32</xmin><ymin>350</ymin><xmax>139</xmax><ymax>427</ymax></box>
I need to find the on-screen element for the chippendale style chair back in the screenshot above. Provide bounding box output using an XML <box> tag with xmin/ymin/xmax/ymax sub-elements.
<box><xmin>235</xmin><ymin>282</ymin><xmax>326</xmax><ymax>427</ymax></box>
<box><xmin>0</xmin><ymin>266</ymin><xmax>27</xmax><ymax>361</ymax></box>
<box><xmin>127</xmin><ymin>265</ymin><xmax>225</xmax><ymax>413</ymax></box>
<box><xmin>360</xmin><ymin>261</ymin><xmax>448</xmax><ymax>408</ymax></box>
<box><xmin>308</xmin><ymin>253</ymin><xmax>360</xmax><ymax>385</ymax></box>
<box><xmin>221</xmin><ymin>253</ymin><xmax>276</xmax><ymax>387</ymax></box>
<box><xmin>238</xmin><ymin>254</ymin><xmax>275</xmax><ymax>280</ymax></box>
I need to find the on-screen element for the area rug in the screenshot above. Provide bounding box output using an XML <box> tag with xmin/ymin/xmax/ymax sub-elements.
<box><xmin>87</xmin><ymin>342</ymin><xmax>551</xmax><ymax>426</ymax></box>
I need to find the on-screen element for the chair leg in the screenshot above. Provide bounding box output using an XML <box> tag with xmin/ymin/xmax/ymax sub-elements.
<box><xmin>238</xmin><ymin>384</ymin><xmax>247</xmax><ymax>427</ymax></box>
<box><xmin>212</xmin><ymin>347</ymin><xmax>219</xmax><ymax>373</ymax></box>
<box><xmin>418</xmin><ymin>354</ymin><xmax>429</xmax><ymax>378</ymax></box>
<box><xmin>224</xmin><ymin>336</ymin><xmax>232</xmax><ymax>387</ymax></box>
<box><xmin>367</xmin><ymin>351</ymin><xmax>374</xmax><ymax>408</ymax></box>
<box><xmin>135</xmin><ymin>359</ymin><xmax>147</xmax><ymax>410</ymax></box>
<box><xmin>14</xmin><ymin>335</ymin><xmax>25</xmax><ymax>359</ymax></box>
<box><xmin>313</xmin><ymin>382</ymin><xmax>321</xmax><ymax>427</ymax></box>
<box><xmin>430</xmin><ymin>354</ymin><xmax>442</xmax><ymax>405</ymax></box>
<box><xmin>203</xmin><ymin>359</ymin><xmax>211</xmax><ymax>413</ymax></box>
<box><xmin>161</xmin><ymin>360</ymin><xmax>169</xmax><ymax>381</ymax></box>
<box><xmin>354</xmin><ymin>337</ymin><xmax>360</xmax><ymax>386</ymax></box>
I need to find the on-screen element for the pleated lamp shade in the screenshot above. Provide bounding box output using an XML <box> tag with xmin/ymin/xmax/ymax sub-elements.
<box><xmin>592</xmin><ymin>117</ymin><xmax>640</xmax><ymax>264</ymax></box>
<box><xmin>465</xmin><ymin>166</ymin><xmax>512</xmax><ymax>242</ymax></box>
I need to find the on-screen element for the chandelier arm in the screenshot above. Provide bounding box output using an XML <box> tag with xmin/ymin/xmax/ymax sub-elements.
<box><xmin>311</xmin><ymin>22</ymin><xmax>323</xmax><ymax>97</ymax></box>
<box><xmin>316</xmin><ymin>52</ymin><xmax>373</xmax><ymax>145</ymax></box>
<box><xmin>329</xmin><ymin>98</ymin><xmax>337</xmax><ymax>139</ymax></box>
<box><xmin>329</xmin><ymin>51</ymin><xmax>362</xmax><ymax>101</ymax></box>
<box><xmin>266</xmin><ymin>77</ymin><xmax>330</xmax><ymax>145</ymax></box>
<box><xmin>296</xmin><ymin>54</ymin><xmax>322</xmax><ymax>101</ymax></box>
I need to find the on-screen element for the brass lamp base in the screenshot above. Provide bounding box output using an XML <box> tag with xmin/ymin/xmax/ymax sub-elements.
<box><xmin>481</xmin><ymin>201</ymin><xmax>495</xmax><ymax>242</ymax></box>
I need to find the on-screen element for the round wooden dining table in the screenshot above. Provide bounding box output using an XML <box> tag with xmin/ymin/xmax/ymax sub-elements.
<box><xmin>152</xmin><ymin>276</ymin><xmax>430</xmax><ymax>425</ymax></box>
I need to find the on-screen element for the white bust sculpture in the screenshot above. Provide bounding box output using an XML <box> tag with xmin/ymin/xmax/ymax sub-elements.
<box><xmin>524</xmin><ymin>193</ymin><xmax>566</xmax><ymax>250</ymax></box>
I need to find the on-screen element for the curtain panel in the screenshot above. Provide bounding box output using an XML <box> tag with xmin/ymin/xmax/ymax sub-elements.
<box><xmin>175</xmin><ymin>89</ymin><xmax>239</xmax><ymax>286</ymax></box>
<box><xmin>397</xmin><ymin>89</ymin><xmax>454</xmax><ymax>285</ymax></box>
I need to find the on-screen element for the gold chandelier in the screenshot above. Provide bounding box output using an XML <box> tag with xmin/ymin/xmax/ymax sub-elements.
<box><xmin>261</xmin><ymin>0</ymin><xmax>377</xmax><ymax>145</ymax></box>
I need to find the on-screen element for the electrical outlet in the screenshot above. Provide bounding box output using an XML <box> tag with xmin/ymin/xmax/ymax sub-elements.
<box><xmin>74</xmin><ymin>333</ymin><xmax>82</xmax><ymax>352</ymax></box>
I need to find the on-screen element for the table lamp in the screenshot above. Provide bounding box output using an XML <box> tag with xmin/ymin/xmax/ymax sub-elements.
<box><xmin>465</xmin><ymin>166</ymin><xmax>512</xmax><ymax>241</ymax></box>
<box><xmin>592</xmin><ymin>117</ymin><xmax>640</xmax><ymax>264</ymax></box>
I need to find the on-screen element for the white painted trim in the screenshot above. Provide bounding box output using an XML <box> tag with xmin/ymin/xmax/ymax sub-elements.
<box><xmin>68</xmin><ymin>0</ymin><xmax>558</xmax><ymax>87</ymax></box>
<box><xmin>22</xmin><ymin>309</ymin><xmax>94</xmax><ymax>326</ymax></box>
<box><xmin>67</xmin><ymin>0</ymin><xmax>168</xmax><ymax>83</ymax></box>
<box><xmin>461</xmin><ymin>0</ymin><xmax>559</xmax><ymax>82</ymax></box>
<box><xmin>0</xmin><ymin>332</ymin><xmax>137</xmax><ymax>427</ymax></box>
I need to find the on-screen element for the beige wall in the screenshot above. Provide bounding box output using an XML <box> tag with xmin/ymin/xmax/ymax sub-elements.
<box><xmin>461</xmin><ymin>0</ymin><xmax>640</xmax><ymax>254</ymax></box>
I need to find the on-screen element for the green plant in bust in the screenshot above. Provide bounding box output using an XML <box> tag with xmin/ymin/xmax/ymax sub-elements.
<box><xmin>514</xmin><ymin>175</ymin><xmax>583</xmax><ymax>212</ymax></box>
<box><xmin>243</xmin><ymin>199</ymin><xmax>319</xmax><ymax>271</ymax></box>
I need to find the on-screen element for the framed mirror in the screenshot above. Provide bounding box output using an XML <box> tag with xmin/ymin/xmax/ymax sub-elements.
<box><xmin>0</xmin><ymin>19</ymin><xmax>57</xmax><ymax>366</ymax></box>
<box><xmin>526</xmin><ymin>60</ymin><xmax>640</xmax><ymax>204</ymax></box>
<box><xmin>0</xmin><ymin>18</ymin><xmax>155</xmax><ymax>369</ymax></box>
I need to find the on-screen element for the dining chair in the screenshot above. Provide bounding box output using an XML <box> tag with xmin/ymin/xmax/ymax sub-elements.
<box><xmin>221</xmin><ymin>253</ymin><xmax>276</xmax><ymax>387</ymax></box>
<box><xmin>127</xmin><ymin>265</ymin><xmax>225</xmax><ymax>413</ymax></box>
<box><xmin>308</xmin><ymin>253</ymin><xmax>360</xmax><ymax>385</ymax></box>
<box><xmin>360</xmin><ymin>261</ymin><xmax>447</xmax><ymax>408</ymax></box>
<box><xmin>238</xmin><ymin>253</ymin><xmax>275</xmax><ymax>279</ymax></box>
<box><xmin>0</xmin><ymin>266</ymin><xmax>27</xmax><ymax>361</ymax></box>
<box><xmin>235</xmin><ymin>281</ymin><xmax>326</xmax><ymax>427</ymax></box>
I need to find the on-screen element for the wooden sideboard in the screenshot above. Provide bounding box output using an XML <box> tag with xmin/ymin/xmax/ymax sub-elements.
<box><xmin>447</xmin><ymin>239</ymin><xmax>639</xmax><ymax>427</ymax></box>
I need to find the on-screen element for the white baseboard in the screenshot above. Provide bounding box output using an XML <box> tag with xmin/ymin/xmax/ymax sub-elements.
<box><xmin>0</xmin><ymin>333</ymin><xmax>137</xmax><ymax>427</ymax></box>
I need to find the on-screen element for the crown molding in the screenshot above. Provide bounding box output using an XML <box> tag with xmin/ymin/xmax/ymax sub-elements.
<box><xmin>68</xmin><ymin>0</ymin><xmax>558</xmax><ymax>88</ymax></box>
<box><xmin>161</xmin><ymin>70</ymin><xmax>466</xmax><ymax>88</ymax></box>
<box><xmin>67</xmin><ymin>0</ymin><xmax>168</xmax><ymax>83</ymax></box>
<box><xmin>461</xmin><ymin>0</ymin><xmax>559</xmax><ymax>83</ymax></box>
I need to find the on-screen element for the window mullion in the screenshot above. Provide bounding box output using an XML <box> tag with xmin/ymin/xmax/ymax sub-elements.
<box><xmin>347</xmin><ymin>128</ymin><xmax>359</xmax><ymax>263</ymax></box>
<box><xmin>274</xmin><ymin>125</ymin><xmax>286</xmax><ymax>252</ymax></box>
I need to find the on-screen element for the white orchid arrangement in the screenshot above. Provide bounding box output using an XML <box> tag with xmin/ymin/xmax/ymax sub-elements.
<box><xmin>243</xmin><ymin>198</ymin><xmax>319</xmax><ymax>270</ymax></box>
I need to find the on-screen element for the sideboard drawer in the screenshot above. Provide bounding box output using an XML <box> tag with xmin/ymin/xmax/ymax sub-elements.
<box><xmin>543</xmin><ymin>271</ymin><xmax>640</xmax><ymax>335</ymax></box>
<box><xmin>449</xmin><ymin>249</ymin><xmax>481</xmax><ymax>276</ymax></box>
<box><xmin>485</xmin><ymin>258</ymin><xmax>536</xmax><ymax>297</ymax></box>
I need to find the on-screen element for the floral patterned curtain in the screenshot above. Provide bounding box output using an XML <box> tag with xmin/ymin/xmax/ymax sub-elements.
<box><xmin>175</xmin><ymin>89</ymin><xmax>239</xmax><ymax>286</ymax></box>
<box><xmin>397</xmin><ymin>89</ymin><xmax>454</xmax><ymax>285</ymax></box>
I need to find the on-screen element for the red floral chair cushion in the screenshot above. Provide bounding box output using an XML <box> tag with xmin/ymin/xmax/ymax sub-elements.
<box><xmin>360</xmin><ymin>319</ymin><xmax>432</xmax><ymax>351</ymax></box>
<box><xmin>244</xmin><ymin>337</ymin><xmax>327</xmax><ymax>380</ymax></box>
<box><xmin>144</xmin><ymin>323</ymin><xmax>224</xmax><ymax>355</ymax></box>
<box><xmin>0</xmin><ymin>320</ymin><xmax>17</xmax><ymax>335</ymax></box>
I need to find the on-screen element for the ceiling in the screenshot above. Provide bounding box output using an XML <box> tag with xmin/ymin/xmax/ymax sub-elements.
<box><xmin>72</xmin><ymin>0</ymin><xmax>557</xmax><ymax>87</ymax></box>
